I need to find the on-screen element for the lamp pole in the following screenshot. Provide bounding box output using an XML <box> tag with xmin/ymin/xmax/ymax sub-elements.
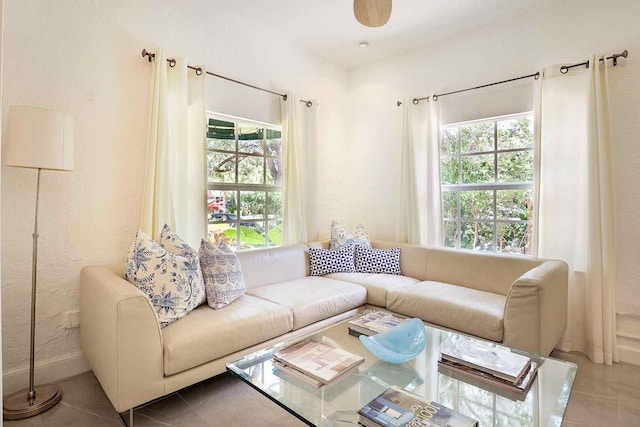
<box><xmin>3</xmin><ymin>168</ymin><xmax>63</xmax><ymax>419</ymax></box>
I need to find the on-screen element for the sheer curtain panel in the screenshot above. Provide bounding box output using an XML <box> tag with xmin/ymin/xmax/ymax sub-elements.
<box><xmin>396</xmin><ymin>100</ymin><xmax>443</xmax><ymax>245</ymax></box>
<box><xmin>535</xmin><ymin>55</ymin><xmax>618</xmax><ymax>364</ymax></box>
<box><xmin>281</xmin><ymin>93</ymin><xmax>317</xmax><ymax>244</ymax></box>
<box><xmin>141</xmin><ymin>50</ymin><xmax>206</xmax><ymax>246</ymax></box>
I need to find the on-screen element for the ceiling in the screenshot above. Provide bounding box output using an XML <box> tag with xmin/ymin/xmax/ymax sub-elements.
<box><xmin>231</xmin><ymin>0</ymin><xmax>555</xmax><ymax>69</ymax></box>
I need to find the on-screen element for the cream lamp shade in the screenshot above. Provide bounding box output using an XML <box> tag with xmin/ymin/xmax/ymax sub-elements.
<box><xmin>3</xmin><ymin>106</ymin><xmax>74</xmax><ymax>170</ymax></box>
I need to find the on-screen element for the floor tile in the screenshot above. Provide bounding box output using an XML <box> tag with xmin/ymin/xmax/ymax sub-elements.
<box><xmin>5</xmin><ymin>351</ymin><xmax>640</xmax><ymax>427</ymax></box>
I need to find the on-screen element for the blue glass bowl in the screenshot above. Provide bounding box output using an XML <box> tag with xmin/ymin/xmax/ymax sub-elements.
<box><xmin>359</xmin><ymin>318</ymin><xmax>426</xmax><ymax>363</ymax></box>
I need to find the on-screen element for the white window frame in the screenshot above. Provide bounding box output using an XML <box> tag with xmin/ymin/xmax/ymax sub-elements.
<box><xmin>441</xmin><ymin>112</ymin><xmax>534</xmax><ymax>254</ymax></box>
<box><xmin>206</xmin><ymin>112</ymin><xmax>283</xmax><ymax>251</ymax></box>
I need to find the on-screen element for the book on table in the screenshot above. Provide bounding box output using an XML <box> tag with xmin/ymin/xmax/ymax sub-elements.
<box><xmin>437</xmin><ymin>358</ymin><xmax>539</xmax><ymax>398</ymax></box>
<box><xmin>440</xmin><ymin>336</ymin><xmax>532</xmax><ymax>384</ymax></box>
<box><xmin>348</xmin><ymin>310</ymin><xmax>409</xmax><ymax>337</ymax></box>
<box><xmin>272</xmin><ymin>338</ymin><xmax>364</xmax><ymax>387</ymax></box>
<box><xmin>358</xmin><ymin>385</ymin><xmax>478</xmax><ymax>427</ymax></box>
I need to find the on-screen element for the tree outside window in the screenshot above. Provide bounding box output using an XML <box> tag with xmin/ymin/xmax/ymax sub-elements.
<box><xmin>441</xmin><ymin>114</ymin><xmax>534</xmax><ymax>255</ymax></box>
<box><xmin>207</xmin><ymin>116</ymin><xmax>283</xmax><ymax>250</ymax></box>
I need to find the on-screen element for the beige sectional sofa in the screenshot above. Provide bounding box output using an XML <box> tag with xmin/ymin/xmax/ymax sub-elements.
<box><xmin>80</xmin><ymin>240</ymin><xmax>568</xmax><ymax>414</ymax></box>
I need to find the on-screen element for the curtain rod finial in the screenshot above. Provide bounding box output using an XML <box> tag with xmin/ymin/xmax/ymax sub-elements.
<box><xmin>141</xmin><ymin>48</ymin><xmax>155</xmax><ymax>62</ymax></box>
<box><xmin>282</xmin><ymin>94</ymin><xmax>288</xmax><ymax>101</ymax></box>
<box><xmin>396</xmin><ymin>101</ymin><xmax>402</xmax><ymax>107</ymax></box>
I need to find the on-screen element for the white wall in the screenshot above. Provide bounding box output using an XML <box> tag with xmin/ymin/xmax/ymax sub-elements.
<box><xmin>326</xmin><ymin>0</ymin><xmax>640</xmax><ymax>363</ymax></box>
<box><xmin>0</xmin><ymin>0</ymin><xmax>348</xmax><ymax>392</ymax></box>
<box><xmin>0</xmin><ymin>0</ymin><xmax>4</xmax><ymax>412</ymax></box>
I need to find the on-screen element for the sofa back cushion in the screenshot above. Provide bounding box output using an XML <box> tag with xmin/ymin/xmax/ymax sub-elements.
<box><xmin>236</xmin><ymin>244</ymin><xmax>309</xmax><ymax>290</ymax></box>
<box><xmin>423</xmin><ymin>248</ymin><xmax>544</xmax><ymax>296</ymax></box>
<box><xmin>372</xmin><ymin>240</ymin><xmax>544</xmax><ymax>296</ymax></box>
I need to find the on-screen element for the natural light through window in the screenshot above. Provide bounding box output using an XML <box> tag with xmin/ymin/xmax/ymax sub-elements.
<box><xmin>440</xmin><ymin>113</ymin><xmax>534</xmax><ymax>255</ymax></box>
<box><xmin>207</xmin><ymin>114</ymin><xmax>283</xmax><ymax>251</ymax></box>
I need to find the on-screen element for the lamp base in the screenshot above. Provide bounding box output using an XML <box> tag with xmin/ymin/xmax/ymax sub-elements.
<box><xmin>3</xmin><ymin>384</ymin><xmax>62</xmax><ymax>420</ymax></box>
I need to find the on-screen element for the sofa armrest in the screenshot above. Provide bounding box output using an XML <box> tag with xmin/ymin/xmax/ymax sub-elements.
<box><xmin>503</xmin><ymin>260</ymin><xmax>568</xmax><ymax>355</ymax></box>
<box><xmin>80</xmin><ymin>265</ymin><xmax>164</xmax><ymax>412</ymax></box>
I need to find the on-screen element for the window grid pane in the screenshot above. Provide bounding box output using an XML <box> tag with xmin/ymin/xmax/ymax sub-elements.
<box><xmin>441</xmin><ymin>113</ymin><xmax>534</xmax><ymax>255</ymax></box>
<box><xmin>207</xmin><ymin>115</ymin><xmax>282</xmax><ymax>251</ymax></box>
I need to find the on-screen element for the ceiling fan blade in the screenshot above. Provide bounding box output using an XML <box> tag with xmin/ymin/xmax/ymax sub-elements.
<box><xmin>353</xmin><ymin>0</ymin><xmax>392</xmax><ymax>28</ymax></box>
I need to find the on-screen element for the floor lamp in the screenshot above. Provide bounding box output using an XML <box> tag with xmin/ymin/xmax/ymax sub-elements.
<box><xmin>2</xmin><ymin>105</ymin><xmax>74</xmax><ymax>420</ymax></box>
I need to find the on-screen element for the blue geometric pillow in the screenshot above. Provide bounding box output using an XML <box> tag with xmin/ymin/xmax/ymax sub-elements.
<box><xmin>159</xmin><ymin>224</ymin><xmax>206</xmax><ymax>306</ymax></box>
<box><xmin>354</xmin><ymin>245</ymin><xmax>401</xmax><ymax>275</ymax></box>
<box><xmin>309</xmin><ymin>244</ymin><xmax>356</xmax><ymax>276</ymax></box>
<box><xmin>125</xmin><ymin>230</ymin><xmax>202</xmax><ymax>328</ymax></box>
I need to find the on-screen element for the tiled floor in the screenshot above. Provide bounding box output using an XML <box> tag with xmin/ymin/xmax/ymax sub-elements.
<box><xmin>4</xmin><ymin>351</ymin><xmax>640</xmax><ymax>426</ymax></box>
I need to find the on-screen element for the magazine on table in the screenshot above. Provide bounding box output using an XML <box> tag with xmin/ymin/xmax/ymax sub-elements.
<box><xmin>348</xmin><ymin>310</ymin><xmax>409</xmax><ymax>337</ymax></box>
<box><xmin>438</xmin><ymin>359</ymin><xmax>539</xmax><ymax>398</ymax></box>
<box><xmin>272</xmin><ymin>338</ymin><xmax>364</xmax><ymax>386</ymax></box>
<box><xmin>440</xmin><ymin>336</ymin><xmax>531</xmax><ymax>384</ymax></box>
<box><xmin>358</xmin><ymin>385</ymin><xmax>478</xmax><ymax>427</ymax></box>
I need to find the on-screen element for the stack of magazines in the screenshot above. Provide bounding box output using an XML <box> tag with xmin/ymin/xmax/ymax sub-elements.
<box><xmin>438</xmin><ymin>336</ymin><xmax>538</xmax><ymax>396</ymax></box>
<box><xmin>272</xmin><ymin>339</ymin><xmax>364</xmax><ymax>387</ymax></box>
<box><xmin>358</xmin><ymin>386</ymin><xmax>478</xmax><ymax>427</ymax></box>
<box><xmin>348</xmin><ymin>310</ymin><xmax>409</xmax><ymax>337</ymax></box>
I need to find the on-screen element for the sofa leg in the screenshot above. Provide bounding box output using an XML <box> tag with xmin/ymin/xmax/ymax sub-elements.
<box><xmin>129</xmin><ymin>408</ymin><xmax>134</xmax><ymax>427</ymax></box>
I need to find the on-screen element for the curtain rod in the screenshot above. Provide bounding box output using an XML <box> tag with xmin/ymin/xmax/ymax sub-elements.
<box><xmin>141</xmin><ymin>49</ymin><xmax>313</xmax><ymax>107</ymax></box>
<box><xmin>560</xmin><ymin>49</ymin><xmax>628</xmax><ymax>74</ymax></box>
<box><xmin>396</xmin><ymin>49</ymin><xmax>628</xmax><ymax>106</ymax></box>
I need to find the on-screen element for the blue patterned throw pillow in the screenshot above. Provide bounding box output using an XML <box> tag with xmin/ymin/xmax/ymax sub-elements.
<box><xmin>330</xmin><ymin>221</ymin><xmax>371</xmax><ymax>250</ymax></box>
<box><xmin>125</xmin><ymin>230</ymin><xmax>203</xmax><ymax>328</ymax></box>
<box><xmin>199</xmin><ymin>239</ymin><xmax>247</xmax><ymax>309</ymax></box>
<box><xmin>355</xmin><ymin>245</ymin><xmax>401</xmax><ymax>275</ymax></box>
<box><xmin>309</xmin><ymin>244</ymin><xmax>357</xmax><ymax>276</ymax></box>
<box><xmin>159</xmin><ymin>224</ymin><xmax>206</xmax><ymax>306</ymax></box>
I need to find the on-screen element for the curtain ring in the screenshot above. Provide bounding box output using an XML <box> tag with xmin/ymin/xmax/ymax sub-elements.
<box><xmin>432</xmin><ymin>94</ymin><xmax>438</xmax><ymax>101</ymax></box>
<box><xmin>560</xmin><ymin>66</ymin><xmax>569</xmax><ymax>74</ymax></box>
<box><xmin>196</xmin><ymin>67</ymin><xmax>203</xmax><ymax>76</ymax></box>
<box><xmin>412</xmin><ymin>99</ymin><xmax>419</xmax><ymax>105</ymax></box>
<box><xmin>534</xmin><ymin>72</ymin><xmax>541</xmax><ymax>80</ymax></box>
<box><xmin>305</xmin><ymin>101</ymin><xmax>313</xmax><ymax>107</ymax></box>
<box><xmin>168</xmin><ymin>58</ymin><xmax>176</xmax><ymax>67</ymax></box>
<box><xmin>282</xmin><ymin>94</ymin><xmax>288</xmax><ymax>101</ymax></box>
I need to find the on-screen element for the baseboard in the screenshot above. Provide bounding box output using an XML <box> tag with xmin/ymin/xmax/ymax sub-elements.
<box><xmin>618</xmin><ymin>345</ymin><xmax>640</xmax><ymax>366</ymax></box>
<box><xmin>617</xmin><ymin>313</ymin><xmax>640</xmax><ymax>366</ymax></box>
<box><xmin>2</xmin><ymin>352</ymin><xmax>90</xmax><ymax>395</ymax></box>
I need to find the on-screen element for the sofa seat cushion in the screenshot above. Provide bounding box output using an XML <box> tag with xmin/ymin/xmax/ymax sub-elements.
<box><xmin>247</xmin><ymin>277</ymin><xmax>366</xmax><ymax>330</ymax></box>
<box><xmin>387</xmin><ymin>281</ymin><xmax>506</xmax><ymax>342</ymax></box>
<box><xmin>325</xmin><ymin>273</ymin><xmax>419</xmax><ymax>307</ymax></box>
<box><xmin>161</xmin><ymin>294</ymin><xmax>293</xmax><ymax>376</ymax></box>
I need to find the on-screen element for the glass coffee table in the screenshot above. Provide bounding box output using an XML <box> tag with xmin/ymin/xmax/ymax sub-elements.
<box><xmin>227</xmin><ymin>314</ymin><xmax>576</xmax><ymax>427</ymax></box>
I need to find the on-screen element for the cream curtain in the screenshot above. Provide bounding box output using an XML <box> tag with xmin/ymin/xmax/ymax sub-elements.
<box><xmin>396</xmin><ymin>100</ymin><xmax>443</xmax><ymax>246</ymax></box>
<box><xmin>281</xmin><ymin>93</ymin><xmax>317</xmax><ymax>244</ymax></box>
<box><xmin>141</xmin><ymin>51</ymin><xmax>207</xmax><ymax>247</ymax></box>
<box><xmin>534</xmin><ymin>55</ymin><xmax>618</xmax><ymax>364</ymax></box>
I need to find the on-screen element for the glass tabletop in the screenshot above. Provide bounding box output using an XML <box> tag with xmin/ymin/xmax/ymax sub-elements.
<box><xmin>226</xmin><ymin>315</ymin><xmax>576</xmax><ymax>427</ymax></box>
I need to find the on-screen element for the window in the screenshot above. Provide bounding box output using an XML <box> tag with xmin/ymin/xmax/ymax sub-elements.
<box><xmin>441</xmin><ymin>113</ymin><xmax>534</xmax><ymax>254</ymax></box>
<box><xmin>207</xmin><ymin>114</ymin><xmax>282</xmax><ymax>250</ymax></box>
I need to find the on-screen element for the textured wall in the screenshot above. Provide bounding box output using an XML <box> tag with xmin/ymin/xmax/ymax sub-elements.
<box><xmin>1</xmin><ymin>0</ymin><xmax>348</xmax><ymax>378</ymax></box>
<box><xmin>325</xmin><ymin>0</ymin><xmax>640</xmax><ymax>361</ymax></box>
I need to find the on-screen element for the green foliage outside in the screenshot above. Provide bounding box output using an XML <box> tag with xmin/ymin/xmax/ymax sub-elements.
<box><xmin>206</xmin><ymin>119</ymin><xmax>283</xmax><ymax>250</ymax></box>
<box><xmin>442</xmin><ymin>116</ymin><xmax>534</xmax><ymax>254</ymax></box>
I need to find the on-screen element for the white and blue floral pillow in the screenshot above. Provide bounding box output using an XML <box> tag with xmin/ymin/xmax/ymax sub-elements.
<box><xmin>125</xmin><ymin>228</ymin><xmax>204</xmax><ymax>328</ymax></box>
<box><xmin>309</xmin><ymin>244</ymin><xmax>357</xmax><ymax>276</ymax></box>
<box><xmin>159</xmin><ymin>224</ymin><xmax>206</xmax><ymax>305</ymax></box>
<box><xmin>199</xmin><ymin>239</ymin><xmax>246</xmax><ymax>309</ymax></box>
<box><xmin>354</xmin><ymin>245</ymin><xmax>401</xmax><ymax>275</ymax></box>
<box><xmin>330</xmin><ymin>221</ymin><xmax>371</xmax><ymax>250</ymax></box>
